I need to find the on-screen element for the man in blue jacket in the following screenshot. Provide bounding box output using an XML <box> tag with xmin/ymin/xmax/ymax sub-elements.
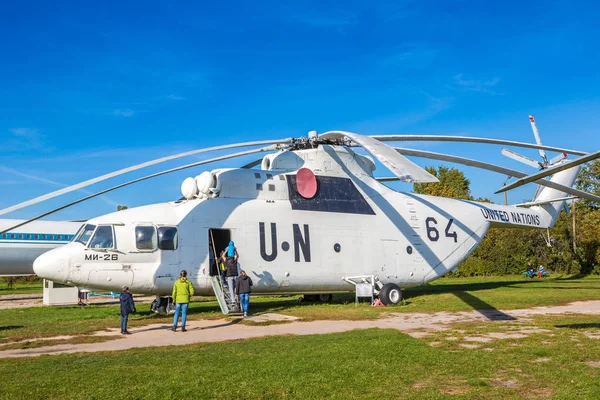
<box><xmin>119</xmin><ymin>286</ymin><xmax>136</xmax><ymax>334</ymax></box>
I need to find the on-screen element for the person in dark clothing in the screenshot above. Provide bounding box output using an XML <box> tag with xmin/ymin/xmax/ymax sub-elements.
<box><xmin>223</xmin><ymin>243</ymin><xmax>239</xmax><ymax>306</ymax></box>
<box><xmin>235</xmin><ymin>270</ymin><xmax>253</xmax><ymax>317</ymax></box>
<box><xmin>119</xmin><ymin>286</ymin><xmax>136</xmax><ymax>334</ymax></box>
<box><xmin>526</xmin><ymin>261</ymin><xmax>535</xmax><ymax>278</ymax></box>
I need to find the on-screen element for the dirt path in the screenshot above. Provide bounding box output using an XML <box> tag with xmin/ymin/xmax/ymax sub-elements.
<box><xmin>2</xmin><ymin>300</ymin><xmax>600</xmax><ymax>359</ymax></box>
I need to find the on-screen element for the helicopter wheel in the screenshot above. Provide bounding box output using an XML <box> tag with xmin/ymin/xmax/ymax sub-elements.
<box><xmin>379</xmin><ymin>283</ymin><xmax>402</xmax><ymax>305</ymax></box>
<box><xmin>318</xmin><ymin>294</ymin><xmax>332</xmax><ymax>303</ymax></box>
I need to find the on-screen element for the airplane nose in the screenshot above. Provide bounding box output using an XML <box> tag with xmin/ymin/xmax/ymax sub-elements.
<box><xmin>33</xmin><ymin>249</ymin><xmax>66</xmax><ymax>281</ymax></box>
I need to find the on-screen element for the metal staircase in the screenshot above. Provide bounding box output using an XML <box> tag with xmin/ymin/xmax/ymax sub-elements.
<box><xmin>210</xmin><ymin>276</ymin><xmax>239</xmax><ymax>315</ymax></box>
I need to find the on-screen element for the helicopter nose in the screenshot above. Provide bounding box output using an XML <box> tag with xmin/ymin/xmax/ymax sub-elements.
<box><xmin>33</xmin><ymin>248</ymin><xmax>67</xmax><ymax>281</ymax></box>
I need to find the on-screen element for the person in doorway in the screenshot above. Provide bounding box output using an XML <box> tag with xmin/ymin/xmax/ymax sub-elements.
<box><xmin>235</xmin><ymin>270</ymin><xmax>253</xmax><ymax>317</ymax></box>
<box><xmin>219</xmin><ymin>250</ymin><xmax>227</xmax><ymax>287</ymax></box>
<box><xmin>119</xmin><ymin>286</ymin><xmax>136</xmax><ymax>335</ymax></box>
<box><xmin>223</xmin><ymin>241</ymin><xmax>239</xmax><ymax>306</ymax></box>
<box><xmin>172</xmin><ymin>270</ymin><xmax>194</xmax><ymax>332</ymax></box>
<box><xmin>209</xmin><ymin>245</ymin><xmax>216</xmax><ymax>276</ymax></box>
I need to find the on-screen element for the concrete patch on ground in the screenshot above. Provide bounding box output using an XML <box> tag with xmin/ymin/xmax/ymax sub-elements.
<box><xmin>585</xmin><ymin>361</ymin><xmax>600</xmax><ymax>368</ymax></box>
<box><xmin>489</xmin><ymin>378</ymin><xmax>520</xmax><ymax>389</ymax></box>
<box><xmin>406</xmin><ymin>331</ymin><xmax>432</xmax><ymax>339</ymax></box>
<box><xmin>463</xmin><ymin>336</ymin><xmax>493</xmax><ymax>343</ymax></box>
<box><xmin>487</xmin><ymin>332</ymin><xmax>529</xmax><ymax>340</ymax></box>
<box><xmin>584</xmin><ymin>331</ymin><xmax>600</xmax><ymax>339</ymax></box>
<box><xmin>2</xmin><ymin>300</ymin><xmax>600</xmax><ymax>358</ymax></box>
<box><xmin>245</xmin><ymin>313</ymin><xmax>300</xmax><ymax>323</ymax></box>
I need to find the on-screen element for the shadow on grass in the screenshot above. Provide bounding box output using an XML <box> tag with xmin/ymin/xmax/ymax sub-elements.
<box><xmin>0</xmin><ymin>326</ymin><xmax>24</xmax><ymax>331</ymax></box>
<box><xmin>554</xmin><ymin>274</ymin><xmax>590</xmax><ymax>281</ymax></box>
<box><xmin>452</xmin><ymin>291</ymin><xmax>515</xmax><ymax>321</ymax></box>
<box><xmin>555</xmin><ymin>323</ymin><xmax>600</xmax><ymax>329</ymax></box>
<box><xmin>201</xmin><ymin>319</ymin><xmax>242</xmax><ymax>330</ymax></box>
<box><xmin>405</xmin><ymin>279</ymin><xmax>539</xmax><ymax>297</ymax></box>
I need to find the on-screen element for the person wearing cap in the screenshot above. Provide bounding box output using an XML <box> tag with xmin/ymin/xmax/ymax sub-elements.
<box><xmin>172</xmin><ymin>270</ymin><xmax>195</xmax><ymax>332</ymax></box>
<box><xmin>119</xmin><ymin>286</ymin><xmax>136</xmax><ymax>334</ymax></box>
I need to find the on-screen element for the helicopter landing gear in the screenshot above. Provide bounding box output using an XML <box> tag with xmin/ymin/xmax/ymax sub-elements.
<box><xmin>378</xmin><ymin>283</ymin><xmax>402</xmax><ymax>305</ymax></box>
<box><xmin>151</xmin><ymin>296</ymin><xmax>175</xmax><ymax>314</ymax></box>
<box><xmin>301</xmin><ymin>294</ymin><xmax>333</xmax><ymax>303</ymax></box>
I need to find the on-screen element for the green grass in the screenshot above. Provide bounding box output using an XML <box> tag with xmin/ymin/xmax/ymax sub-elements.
<box><xmin>0</xmin><ymin>279</ymin><xmax>43</xmax><ymax>295</ymax></box>
<box><xmin>1</xmin><ymin>274</ymin><xmax>600</xmax><ymax>344</ymax></box>
<box><xmin>1</xmin><ymin>275</ymin><xmax>600</xmax><ymax>398</ymax></box>
<box><xmin>1</xmin><ymin>314</ymin><xmax>600</xmax><ymax>399</ymax></box>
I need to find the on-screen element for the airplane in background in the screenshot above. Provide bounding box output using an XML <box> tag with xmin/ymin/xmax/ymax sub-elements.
<box><xmin>0</xmin><ymin>219</ymin><xmax>80</xmax><ymax>276</ymax></box>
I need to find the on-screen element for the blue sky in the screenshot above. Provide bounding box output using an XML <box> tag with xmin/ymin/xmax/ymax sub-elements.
<box><xmin>2</xmin><ymin>0</ymin><xmax>600</xmax><ymax>221</ymax></box>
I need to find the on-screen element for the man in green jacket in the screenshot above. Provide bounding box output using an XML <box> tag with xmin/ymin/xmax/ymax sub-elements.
<box><xmin>172</xmin><ymin>270</ymin><xmax>194</xmax><ymax>332</ymax></box>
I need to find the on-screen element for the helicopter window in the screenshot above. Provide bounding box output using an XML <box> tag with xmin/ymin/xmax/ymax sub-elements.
<box><xmin>279</xmin><ymin>175</ymin><xmax>285</xmax><ymax>181</ymax></box>
<box><xmin>88</xmin><ymin>225</ymin><xmax>114</xmax><ymax>249</ymax></box>
<box><xmin>254</xmin><ymin>173</ymin><xmax>261</xmax><ymax>179</ymax></box>
<box><xmin>135</xmin><ymin>226</ymin><xmax>157</xmax><ymax>250</ymax></box>
<box><xmin>268</xmin><ymin>184</ymin><xmax>275</xmax><ymax>191</ymax></box>
<box><xmin>256</xmin><ymin>184</ymin><xmax>263</xmax><ymax>191</ymax></box>
<box><xmin>75</xmin><ymin>224</ymin><xmax>96</xmax><ymax>245</ymax></box>
<box><xmin>266</xmin><ymin>174</ymin><xmax>273</xmax><ymax>180</ymax></box>
<box><xmin>158</xmin><ymin>227</ymin><xmax>178</xmax><ymax>250</ymax></box>
<box><xmin>71</xmin><ymin>225</ymin><xmax>84</xmax><ymax>242</ymax></box>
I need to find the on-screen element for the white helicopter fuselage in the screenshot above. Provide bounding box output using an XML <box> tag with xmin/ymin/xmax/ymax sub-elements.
<box><xmin>33</xmin><ymin>145</ymin><xmax>577</xmax><ymax>295</ymax></box>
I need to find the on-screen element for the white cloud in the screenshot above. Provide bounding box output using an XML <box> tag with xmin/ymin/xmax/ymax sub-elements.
<box><xmin>166</xmin><ymin>94</ymin><xmax>185</xmax><ymax>101</ymax></box>
<box><xmin>110</xmin><ymin>108</ymin><xmax>134</xmax><ymax>117</ymax></box>
<box><xmin>2</xmin><ymin>128</ymin><xmax>48</xmax><ymax>152</ymax></box>
<box><xmin>9</xmin><ymin>128</ymin><xmax>41</xmax><ymax>139</ymax></box>
<box><xmin>447</xmin><ymin>74</ymin><xmax>502</xmax><ymax>95</ymax></box>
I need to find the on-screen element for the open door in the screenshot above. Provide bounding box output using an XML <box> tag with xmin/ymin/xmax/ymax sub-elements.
<box><xmin>208</xmin><ymin>228</ymin><xmax>231</xmax><ymax>276</ymax></box>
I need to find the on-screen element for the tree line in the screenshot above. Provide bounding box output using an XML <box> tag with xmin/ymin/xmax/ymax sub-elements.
<box><xmin>413</xmin><ymin>162</ymin><xmax>600</xmax><ymax>276</ymax></box>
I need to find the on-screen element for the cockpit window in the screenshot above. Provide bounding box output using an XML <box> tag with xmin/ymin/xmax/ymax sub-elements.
<box><xmin>88</xmin><ymin>225</ymin><xmax>114</xmax><ymax>249</ymax></box>
<box><xmin>71</xmin><ymin>225</ymin><xmax>84</xmax><ymax>242</ymax></box>
<box><xmin>158</xmin><ymin>227</ymin><xmax>178</xmax><ymax>250</ymax></box>
<box><xmin>75</xmin><ymin>224</ymin><xmax>96</xmax><ymax>245</ymax></box>
<box><xmin>135</xmin><ymin>226</ymin><xmax>157</xmax><ymax>250</ymax></box>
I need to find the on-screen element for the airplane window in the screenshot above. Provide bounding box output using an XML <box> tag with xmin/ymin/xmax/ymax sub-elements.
<box><xmin>158</xmin><ymin>227</ymin><xmax>178</xmax><ymax>250</ymax></box>
<box><xmin>88</xmin><ymin>226</ymin><xmax>114</xmax><ymax>249</ymax></box>
<box><xmin>135</xmin><ymin>226</ymin><xmax>157</xmax><ymax>250</ymax></box>
<box><xmin>76</xmin><ymin>224</ymin><xmax>97</xmax><ymax>245</ymax></box>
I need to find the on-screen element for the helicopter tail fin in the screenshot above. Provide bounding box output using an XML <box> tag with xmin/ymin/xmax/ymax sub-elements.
<box><xmin>531</xmin><ymin>161</ymin><xmax>581</xmax><ymax>228</ymax></box>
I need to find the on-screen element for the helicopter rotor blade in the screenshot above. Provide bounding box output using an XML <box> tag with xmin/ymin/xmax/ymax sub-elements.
<box><xmin>0</xmin><ymin>138</ymin><xmax>293</xmax><ymax>217</ymax></box>
<box><xmin>0</xmin><ymin>145</ymin><xmax>279</xmax><ymax>235</ymax></box>
<box><xmin>501</xmin><ymin>148</ymin><xmax>541</xmax><ymax>169</ymax></box>
<box><xmin>241</xmin><ymin>158</ymin><xmax>263</xmax><ymax>169</ymax></box>
<box><xmin>529</xmin><ymin>115</ymin><xmax>548</xmax><ymax>164</ymax></box>
<box><xmin>378</xmin><ymin>147</ymin><xmax>600</xmax><ymax>204</ymax></box>
<box><xmin>320</xmin><ymin>131</ymin><xmax>439</xmax><ymax>182</ymax></box>
<box><xmin>370</xmin><ymin>135</ymin><xmax>586</xmax><ymax>156</ymax></box>
<box><xmin>496</xmin><ymin>148</ymin><xmax>600</xmax><ymax>195</ymax></box>
<box><xmin>549</xmin><ymin>152</ymin><xmax>568</xmax><ymax>165</ymax></box>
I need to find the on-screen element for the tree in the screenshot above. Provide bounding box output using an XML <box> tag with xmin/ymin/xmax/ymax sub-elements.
<box><xmin>117</xmin><ymin>205</ymin><xmax>128</xmax><ymax>211</ymax></box>
<box><xmin>576</xmin><ymin>160</ymin><xmax>600</xmax><ymax>210</ymax></box>
<box><xmin>413</xmin><ymin>166</ymin><xmax>471</xmax><ymax>199</ymax></box>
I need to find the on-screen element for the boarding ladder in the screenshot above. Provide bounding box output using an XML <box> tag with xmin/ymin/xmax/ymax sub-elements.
<box><xmin>209</xmin><ymin>229</ymin><xmax>241</xmax><ymax>315</ymax></box>
<box><xmin>210</xmin><ymin>276</ymin><xmax>239</xmax><ymax>315</ymax></box>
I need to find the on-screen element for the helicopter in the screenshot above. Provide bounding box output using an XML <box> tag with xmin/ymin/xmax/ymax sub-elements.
<box><xmin>2</xmin><ymin>121</ymin><xmax>599</xmax><ymax>313</ymax></box>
